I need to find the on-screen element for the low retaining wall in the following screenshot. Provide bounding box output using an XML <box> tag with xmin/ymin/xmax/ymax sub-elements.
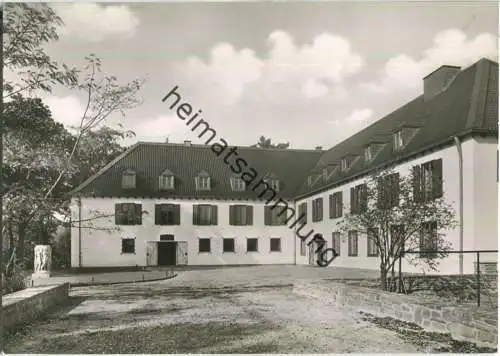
<box><xmin>2</xmin><ymin>283</ymin><xmax>70</xmax><ymax>332</ymax></box>
<box><xmin>293</xmin><ymin>281</ymin><xmax>497</xmax><ymax>349</ymax></box>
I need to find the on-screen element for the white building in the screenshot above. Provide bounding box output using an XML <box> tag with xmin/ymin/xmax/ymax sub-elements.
<box><xmin>71</xmin><ymin>58</ymin><xmax>498</xmax><ymax>274</ymax></box>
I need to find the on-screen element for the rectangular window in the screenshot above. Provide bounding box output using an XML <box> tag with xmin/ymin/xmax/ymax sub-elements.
<box><xmin>393</xmin><ymin>130</ymin><xmax>404</xmax><ymax>151</ymax></box>
<box><xmin>121</xmin><ymin>238</ymin><xmax>135</xmax><ymax>254</ymax></box>
<box><xmin>298</xmin><ymin>202</ymin><xmax>307</xmax><ymax>224</ymax></box>
<box><xmin>341</xmin><ymin>158</ymin><xmax>349</xmax><ymax>171</ymax></box>
<box><xmin>364</xmin><ymin>146</ymin><xmax>373</xmax><ymax>162</ymax></box>
<box><xmin>247</xmin><ymin>238</ymin><xmax>258</xmax><ymax>252</ymax></box>
<box><xmin>270</xmin><ymin>238</ymin><xmax>281</xmax><ymax>252</ymax></box>
<box><xmin>419</xmin><ymin>221</ymin><xmax>438</xmax><ymax>258</ymax></box>
<box><xmin>348</xmin><ymin>231</ymin><xmax>358</xmax><ymax>257</ymax></box>
<box><xmin>159</xmin><ymin>175</ymin><xmax>174</xmax><ymax>190</ymax></box>
<box><xmin>155</xmin><ymin>204</ymin><xmax>180</xmax><ymax>225</ymax></box>
<box><xmin>196</xmin><ymin>176</ymin><xmax>211</xmax><ymax>190</ymax></box>
<box><xmin>265</xmin><ymin>179</ymin><xmax>280</xmax><ymax>192</ymax></box>
<box><xmin>332</xmin><ymin>232</ymin><xmax>341</xmax><ymax>256</ymax></box>
<box><xmin>115</xmin><ymin>203</ymin><xmax>142</xmax><ymax>225</ymax></box>
<box><xmin>312</xmin><ymin>198</ymin><xmax>323</xmax><ymax>222</ymax></box>
<box><xmin>230</xmin><ymin>177</ymin><xmax>246</xmax><ymax>191</ymax></box>
<box><xmin>122</xmin><ymin>171</ymin><xmax>136</xmax><ymax>189</ymax></box>
<box><xmin>223</xmin><ymin>238</ymin><xmax>235</xmax><ymax>253</ymax></box>
<box><xmin>193</xmin><ymin>205</ymin><xmax>218</xmax><ymax>225</ymax></box>
<box><xmin>264</xmin><ymin>206</ymin><xmax>288</xmax><ymax>226</ymax></box>
<box><xmin>377</xmin><ymin>173</ymin><xmax>400</xmax><ymax>209</ymax></box>
<box><xmin>413</xmin><ymin>159</ymin><xmax>443</xmax><ymax>202</ymax></box>
<box><xmin>350</xmin><ymin>184</ymin><xmax>367</xmax><ymax>214</ymax></box>
<box><xmin>229</xmin><ymin>205</ymin><xmax>253</xmax><ymax>226</ymax></box>
<box><xmin>198</xmin><ymin>238</ymin><xmax>211</xmax><ymax>253</ymax></box>
<box><xmin>367</xmin><ymin>229</ymin><xmax>378</xmax><ymax>257</ymax></box>
<box><xmin>329</xmin><ymin>192</ymin><xmax>343</xmax><ymax>219</ymax></box>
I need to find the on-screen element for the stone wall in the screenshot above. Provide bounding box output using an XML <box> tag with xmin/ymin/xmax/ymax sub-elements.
<box><xmin>2</xmin><ymin>283</ymin><xmax>70</xmax><ymax>332</ymax></box>
<box><xmin>293</xmin><ymin>281</ymin><xmax>497</xmax><ymax>349</ymax></box>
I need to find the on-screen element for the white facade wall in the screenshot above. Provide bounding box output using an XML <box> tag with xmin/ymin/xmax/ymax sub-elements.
<box><xmin>294</xmin><ymin>137</ymin><xmax>498</xmax><ymax>275</ymax></box>
<box><xmin>71</xmin><ymin>198</ymin><xmax>296</xmax><ymax>267</ymax></box>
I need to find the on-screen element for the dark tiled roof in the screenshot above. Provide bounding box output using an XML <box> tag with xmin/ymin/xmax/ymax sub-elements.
<box><xmin>294</xmin><ymin>58</ymin><xmax>498</xmax><ymax>199</ymax></box>
<box><xmin>72</xmin><ymin>143</ymin><xmax>323</xmax><ymax>200</ymax></box>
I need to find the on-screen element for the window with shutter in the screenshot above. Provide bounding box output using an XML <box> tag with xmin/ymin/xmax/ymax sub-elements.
<box><xmin>348</xmin><ymin>231</ymin><xmax>358</xmax><ymax>256</ymax></box>
<box><xmin>367</xmin><ymin>229</ymin><xmax>378</xmax><ymax>257</ymax></box>
<box><xmin>332</xmin><ymin>232</ymin><xmax>341</xmax><ymax>256</ymax></box>
<box><xmin>419</xmin><ymin>221</ymin><xmax>438</xmax><ymax>257</ymax></box>
<box><xmin>155</xmin><ymin>204</ymin><xmax>180</xmax><ymax>225</ymax></box>
<box><xmin>298</xmin><ymin>203</ymin><xmax>307</xmax><ymax>224</ymax></box>
<box><xmin>115</xmin><ymin>203</ymin><xmax>142</xmax><ymax>225</ymax></box>
<box><xmin>312</xmin><ymin>198</ymin><xmax>323</xmax><ymax>222</ymax></box>
<box><xmin>193</xmin><ymin>205</ymin><xmax>217</xmax><ymax>225</ymax></box>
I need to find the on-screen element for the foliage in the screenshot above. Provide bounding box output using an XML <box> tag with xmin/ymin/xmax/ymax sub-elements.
<box><xmin>1</xmin><ymin>3</ymin><xmax>144</xmax><ymax>282</ymax></box>
<box><xmin>251</xmin><ymin>136</ymin><xmax>290</xmax><ymax>149</ymax></box>
<box><xmin>336</xmin><ymin>168</ymin><xmax>456</xmax><ymax>291</ymax></box>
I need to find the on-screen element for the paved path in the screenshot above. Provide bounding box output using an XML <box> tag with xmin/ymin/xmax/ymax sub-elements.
<box><xmin>4</xmin><ymin>265</ymin><xmax>423</xmax><ymax>353</ymax></box>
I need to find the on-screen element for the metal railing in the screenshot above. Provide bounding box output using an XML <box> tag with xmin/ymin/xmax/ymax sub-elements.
<box><xmin>398</xmin><ymin>249</ymin><xmax>498</xmax><ymax>307</ymax></box>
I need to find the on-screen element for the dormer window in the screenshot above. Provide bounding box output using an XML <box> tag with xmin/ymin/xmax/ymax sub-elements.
<box><xmin>341</xmin><ymin>158</ymin><xmax>350</xmax><ymax>172</ymax></box>
<box><xmin>159</xmin><ymin>169</ymin><xmax>175</xmax><ymax>190</ymax></box>
<box><xmin>364</xmin><ymin>146</ymin><xmax>373</xmax><ymax>162</ymax></box>
<box><xmin>122</xmin><ymin>169</ymin><xmax>136</xmax><ymax>189</ymax></box>
<box><xmin>265</xmin><ymin>179</ymin><xmax>280</xmax><ymax>192</ymax></box>
<box><xmin>196</xmin><ymin>170</ymin><xmax>211</xmax><ymax>191</ymax></box>
<box><xmin>393</xmin><ymin>127</ymin><xmax>418</xmax><ymax>151</ymax></box>
<box><xmin>230</xmin><ymin>176</ymin><xmax>246</xmax><ymax>191</ymax></box>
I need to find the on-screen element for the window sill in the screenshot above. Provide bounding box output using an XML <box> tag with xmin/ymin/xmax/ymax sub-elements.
<box><xmin>198</xmin><ymin>251</ymin><xmax>211</xmax><ymax>254</ymax></box>
<box><xmin>348</xmin><ymin>254</ymin><xmax>358</xmax><ymax>257</ymax></box>
<box><xmin>223</xmin><ymin>251</ymin><xmax>236</xmax><ymax>254</ymax></box>
<box><xmin>270</xmin><ymin>250</ymin><xmax>282</xmax><ymax>253</ymax></box>
<box><xmin>246</xmin><ymin>251</ymin><xmax>259</xmax><ymax>253</ymax></box>
<box><xmin>121</xmin><ymin>252</ymin><xmax>136</xmax><ymax>255</ymax></box>
<box><xmin>367</xmin><ymin>254</ymin><xmax>378</xmax><ymax>257</ymax></box>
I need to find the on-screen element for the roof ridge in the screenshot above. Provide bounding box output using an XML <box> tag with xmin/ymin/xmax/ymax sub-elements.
<box><xmin>137</xmin><ymin>141</ymin><xmax>324</xmax><ymax>153</ymax></box>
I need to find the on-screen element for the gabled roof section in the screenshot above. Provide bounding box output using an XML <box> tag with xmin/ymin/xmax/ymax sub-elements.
<box><xmin>295</xmin><ymin>58</ymin><xmax>499</xmax><ymax>199</ymax></box>
<box><xmin>71</xmin><ymin>142</ymin><xmax>323</xmax><ymax>200</ymax></box>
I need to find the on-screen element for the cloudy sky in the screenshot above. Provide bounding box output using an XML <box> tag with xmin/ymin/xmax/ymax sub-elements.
<box><xmin>32</xmin><ymin>2</ymin><xmax>499</xmax><ymax>149</ymax></box>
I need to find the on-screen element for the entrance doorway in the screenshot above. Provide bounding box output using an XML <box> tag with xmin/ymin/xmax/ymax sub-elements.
<box><xmin>158</xmin><ymin>242</ymin><xmax>177</xmax><ymax>266</ymax></box>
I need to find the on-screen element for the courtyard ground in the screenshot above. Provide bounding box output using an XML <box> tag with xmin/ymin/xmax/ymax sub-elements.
<box><xmin>3</xmin><ymin>265</ymin><xmax>479</xmax><ymax>353</ymax></box>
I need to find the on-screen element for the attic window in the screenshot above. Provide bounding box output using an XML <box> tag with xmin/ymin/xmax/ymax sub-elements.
<box><xmin>196</xmin><ymin>171</ymin><xmax>211</xmax><ymax>191</ymax></box>
<box><xmin>364</xmin><ymin>146</ymin><xmax>373</xmax><ymax>163</ymax></box>
<box><xmin>159</xmin><ymin>170</ymin><xmax>174</xmax><ymax>190</ymax></box>
<box><xmin>341</xmin><ymin>158</ymin><xmax>350</xmax><ymax>172</ymax></box>
<box><xmin>393</xmin><ymin>127</ymin><xmax>418</xmax><ymax>151</ymax></box>
<box><xmin>230</xmin><ymin>176</ymin><xmax>246</xmax><ymax>191</ymax></box>
<box><xmin>264</xmin><ymin>179</ymin><xmax>280</xmax><ymax>192</ymax></box>
<box><xmin>122</xmin><ymin>169</ymin><xmax>136</xmax><ymax>189</ymax></box>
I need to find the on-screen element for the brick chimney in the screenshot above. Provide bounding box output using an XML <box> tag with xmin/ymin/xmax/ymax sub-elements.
<box><xmin>423</xmin><ymin>65</ymin><xmax>461</xmax><ymax>101</ymax></box>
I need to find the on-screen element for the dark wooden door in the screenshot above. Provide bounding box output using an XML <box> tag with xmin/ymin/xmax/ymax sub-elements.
<box><xmin>158</xmin><ymin>242</ymin><xmax>177</xmax><ymax>266</ymax></box>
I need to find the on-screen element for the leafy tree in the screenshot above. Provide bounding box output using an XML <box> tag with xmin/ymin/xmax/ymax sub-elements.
<box><xmin>251</xmin><ymin>135</ymin><xmax>290</xmax><ymax>149</ymax></box>
<box><xmin>336</xmin><ymin>168</ymin><xmax>456</xmax><ymax>292</ymax></box>
<box><xmin>2</xmin><ymin>3</ymin><xmax>144</xmax><ymax>281</ymax></box>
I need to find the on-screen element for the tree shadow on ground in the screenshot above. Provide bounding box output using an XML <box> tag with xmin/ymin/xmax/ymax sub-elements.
<box><xmin>4</xmin><ymin>322</ymin><xmax>281</xmax><ymax>354</ymax></box>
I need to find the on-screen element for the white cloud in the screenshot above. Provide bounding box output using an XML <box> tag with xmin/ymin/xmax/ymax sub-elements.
<box><xmin>44</xmin><ymin>95</ymin><xmax>85</xmax><ymax>129</ymax></box>
<box><xmin>361</xmin><ymin>29</ymin><xmax>498</xmax><ymax>94</ymax></box>
<box><xmin>55</xmin><ymin>3</ymin><xmax>139</xmax><ymax>42</ymax></box>
<box><xmin>344</xmin><ymin>108</ymin><xmax>374</xmax><ymax>123</ymax></box>
<box><xmin>177</xmin><ymin>30</ymin><xmax>363</xmax><ymax>104</ymax></box>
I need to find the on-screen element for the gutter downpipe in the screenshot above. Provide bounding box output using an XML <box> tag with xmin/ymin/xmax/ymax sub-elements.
<box><xmin>78</xmin><ymin>197</ymin><xmax>82</xmax><ymax>268</ymax></box>
<box><xmin>453</xmin><ymin>136</ymin><xmax>464</xmax><ymax>276</ymax></box>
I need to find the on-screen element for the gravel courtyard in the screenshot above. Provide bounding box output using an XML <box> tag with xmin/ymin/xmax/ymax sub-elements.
<box><xmin>5</xmin><ymin>266</ymin><xmax>421</xmax><ymax>353</ymax></box>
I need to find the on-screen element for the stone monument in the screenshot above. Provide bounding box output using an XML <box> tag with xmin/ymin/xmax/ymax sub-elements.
<box><xmin>32</xmin><ymin>244</ymin><xmax>52</xmax><ymax>279</ymax></box>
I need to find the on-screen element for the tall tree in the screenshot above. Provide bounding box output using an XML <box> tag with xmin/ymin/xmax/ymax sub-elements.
<box><xmin>251</xmin><ymin>135</ymin><xmax>290</xmax><ymax>149</ymax></box>
<box><xmin>336</xmin><ymin>168</ymin><xmax>456</xmax><ymax>291</ymax></box>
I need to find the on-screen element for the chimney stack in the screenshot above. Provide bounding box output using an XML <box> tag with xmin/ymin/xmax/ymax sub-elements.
<box><xmin>423</xmin><ymin>65</ymin><xmax>461</xmax><ymax>101</ymax></box>
<box><xmin>315</xmin><ymin>146</ymin><xmax>323</xmax><ymax>150</ymax></box>
<box><xmin>184</xmin><ymin>140</ymin><xmax>191</xmax><ymax>146</ymax></box>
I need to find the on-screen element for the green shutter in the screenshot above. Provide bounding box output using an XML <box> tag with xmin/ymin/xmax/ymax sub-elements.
<box><xmin>229</xmin><ymin>205</ymin><xmax>235</xmax><ymax>225</ymax></box>
<box><xmin>264</xmin><ymin>206</ymin><xmax>271</xmax><ymax>226</ymax></box>
<box><xmin>193</xmin><ymin>205</ymin><xmax>199</xmax><ymax>225</ymax></box>
<box><xmin>246</xmin><ymin>205</ymin><xmax>253</xmax><ymax>225</ymax></box>
<box><xmin>412</xmin><ymin>165</ymin><xmax>422</xmax><ymax>202</ymax></box>
<box><xmin>350</xmin><ymin>187</ymin><xmax>356</xmax><ymax>214</ymax></box>
<box><xmin>135</xmin><ymin>204</ymin><xmax>142</xmax><ymax>225</ymax></box>
<box><xmin>175</xmin><ymin>204</ymin><xmax>181</xmax><ymax>225</ymax></box>
<box><xmin>432</xmin><ymin>159</ymin><xmax>443</xmax><ymax>199</ymax></box>
<box><xmin>211</xmin><ymin>205</ymin><xmax>218</xmax><ymax>225</ymax></box>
